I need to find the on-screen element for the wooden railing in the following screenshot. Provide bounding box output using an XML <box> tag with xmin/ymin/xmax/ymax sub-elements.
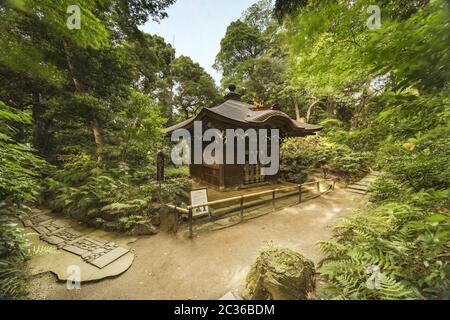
<box><xmin>168</xmin><ymin>179</ymin><xmax>336</xmax><ymax>239</ymax></box>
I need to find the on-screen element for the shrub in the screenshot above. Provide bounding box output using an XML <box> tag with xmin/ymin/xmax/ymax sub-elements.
<box><xmin>43</xmin><ymin>154</ymin><xmax>190</xmax><ymax>232</ymax></box>
<box><xmin>280</xmin><ymin>135</ymin><xmax>370</xmax><ymax>183</ymax></box>
<box><xmin>165</xmin><ymin>166</ymin><xmax>189</xmax><ymax>179</ymax></box>
<box><xmin>327</xmin><ymin>150</ymin><xmax>370</xmax><ymax>181</ymax></box>
<box><xmin>280</xmin><ymin>136</ymin><xmax>319</xmax><ymax>183</ymax></box>
<box><xmin>368</xmin><ymin>175</ymin><xmax>407</xmax><ymax>203</ymax></box>
<box><xmin>0</xmin><ymin>101</ymin><xmax>49</xmax><ymax>299</ymax></box>
<box><xmin>379</xmin><ymin>128</ymin><xmax>450</xmax><ymax>191</ymax></box>
<box><xmin>0</xmin><ymin>204</ymin><xmax>28</xmax><ymax>299</ymax></box>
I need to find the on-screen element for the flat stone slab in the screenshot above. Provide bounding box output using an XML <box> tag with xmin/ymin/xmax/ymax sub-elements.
<box><xmin>20</xmin><ymin>209</ymin><xmax>132</xmax><ymax>270</ymax></box>
<box><xmin>43</xmin><ymin>229</ymin><xmax>83</xmax><ymax>246</ymax></box>
<box><xmin>32</xmin><ymin>220</ymin><xmax>68</xmax><ymax>235</ymax></box>
<box><xmin>354</xmin><ymin>182</ymin><xmax>370</xmax><ymax>186</ymax></box>
<box><xmin>41</xmin><ymin>233</ymin><xmax>69</xmax><ymax>246</ymax></box>
<box><xmin>22</xmin><ymin>214</ymin><xmax>52</xmax><ymax>227</ymax></box>
<box><xmin>61</xmin><ymin>236</ymin><xmax>129</xmax><ymax>268</ymax></box>
<box><xmin>89</xmin><ymin>247</ymin><xmax>130</xmax><ymax>268</ymax></box>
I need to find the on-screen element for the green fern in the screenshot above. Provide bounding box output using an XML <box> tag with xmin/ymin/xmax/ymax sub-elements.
<box><xmin>26</xmin><ymin>245</ymin><xmax>57</xmax><ymax>257</ymax></box>
<box><xmin>317</xmin><ymin>190</ymin><xmax>449</xmax><ymax>300</ymax></box>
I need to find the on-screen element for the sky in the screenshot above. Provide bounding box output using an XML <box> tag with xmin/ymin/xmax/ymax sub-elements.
<box><xmin>140</xmin><ymin>0</ymin><xmax>257</xmax><ymax>85</ymax></box>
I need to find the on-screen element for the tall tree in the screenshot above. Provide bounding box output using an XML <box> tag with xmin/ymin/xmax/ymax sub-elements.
<box><xmin>171</xmin><ymin>56</ymin><xmax>221</xmax><ymax>120</ymax></box>
<box><xmin>0</xmin><ymin>0</ymin><xmax>175</xmax><ymax>160</ymax></box>
<box><xmin>214</xmin><ymin>1</ymin><xmax>294</xmax><ymax>109</ymax></box>
<box><xmin>214</xmin><ymin>20</ymin><xmax>267</xmax><ymax>80</ymax></box>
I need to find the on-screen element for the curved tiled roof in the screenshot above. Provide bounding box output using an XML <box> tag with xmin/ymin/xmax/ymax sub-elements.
<box><xmin>165</xmin><ymin>99</ymin><xmax>321</xmax><ymax>136</ymax></box>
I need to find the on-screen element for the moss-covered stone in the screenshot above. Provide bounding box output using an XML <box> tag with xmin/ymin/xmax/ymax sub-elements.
<box><xmin>128</xmin><ymin>222</ymin><xmax>158</xmax><ymax>236</ymax></box>
<box><xmin>244</xmin><ymin>244</ymin><xmax>315</xmax><ymax>300</ymax></box>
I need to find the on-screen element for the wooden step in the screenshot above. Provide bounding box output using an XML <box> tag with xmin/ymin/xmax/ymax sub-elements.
<box><xmin>358</xmin><ymin>179</ymin><xmax>375</xmax><ymax>185</ymax></box>
<box><xmin>346</xmin><ymin>189</ymin><xmax>367</xmax><ymax>195</ymax></box>
<box><xmin>354</xmin><ymin>182</ymin><xmax>370</xmax><ymax>187</ymax></box>
<box><xmin>361</xmin><ymin>176</ymin><xmax>377</xmax><ymax>180</ymax></box>
<box><xmin>348</xmin><ymin>184</ymin><xmax>369</xmax><ymax>191</ymax></box>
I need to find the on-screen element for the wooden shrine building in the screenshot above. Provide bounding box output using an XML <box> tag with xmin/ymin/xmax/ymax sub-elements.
<box><xmin>165</xmin><ymin>86</ymin><xmax>321</xmax><ymax>191</ymax></box>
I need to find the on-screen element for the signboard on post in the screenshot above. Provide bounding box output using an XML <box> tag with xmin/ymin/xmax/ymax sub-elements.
<box><xmin>190</xmin><ymin>188</ymin><xmax>209</xmax><ymax>217</ymax></box>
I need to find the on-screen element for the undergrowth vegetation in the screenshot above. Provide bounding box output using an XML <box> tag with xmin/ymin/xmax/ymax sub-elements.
<box><xmin>42</xmin><ymin>154</ymin><xmax>190</xmax><ymax>232</ymax></box>
<box><xmin>0</xmin><ymin>102</ymin><xmax>49</xmax><ymax>299</ymax></box>
<box><xmin>280</xmin><ymin>135</ymin><xmax>370</xmax><ymax>184</ymax></box>
<box><xmin>315</xmin><ymin>100</ymin><xmax>450</xmax><ymax>300</ymax></box>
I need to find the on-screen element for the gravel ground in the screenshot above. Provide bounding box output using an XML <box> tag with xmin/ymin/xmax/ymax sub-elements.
<box><xmin>26</xmin><ymin>189</ymin><xmax>365</xmax><ymax>300</ymax></box>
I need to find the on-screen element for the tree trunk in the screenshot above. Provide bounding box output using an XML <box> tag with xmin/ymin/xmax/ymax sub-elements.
<box><xmin>64</xmin><ymin>41</ymin><xmax>104</xmax><ymax>162</ymax></box>
<box><xmin>351</xmin><ymin>88</ymin><xmax>368</xmax><ymax>129</ymax></box>
<box><xmin>32</xmin><ymin>93</ymin><xmax>51</xmax><ymax>157</ymax></box>
<box><xmin>326</xmin><ymin>96</ymin><xmax>334</xmax><ymax>117</ymax></box>
<box><xmin>89</xmin><ymin>118</ymin><xmax>104</xmax><ymax>162</ymax></box>
<box><xmin>63</xmin><ymin>42</ymin><xmax>83</xmax><ymax>93</ymax></box>
<box><xmin>294</xmin><ymin>100</ymin><xmax>301</xmax><ymax>122</ymax></box>
<box><xmin>306</xmin><ymin>100</ymin><xmax>320</xmax><ymax>123</ymax></box>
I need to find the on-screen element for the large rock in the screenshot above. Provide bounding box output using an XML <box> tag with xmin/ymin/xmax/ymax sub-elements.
<box><xmin>244</xmin><ymin>245</ymin><xmax>315</xmax><ymax>300</ymax></box>
<box><xmin>128</xmin><ymin>222</ymin><xmax>158</xmax><ymax>236</ymax></box>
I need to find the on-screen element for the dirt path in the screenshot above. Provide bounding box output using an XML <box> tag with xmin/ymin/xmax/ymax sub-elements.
<box><xmin>27</xmin><ymin>188</ymin><xmax>365</xmax><ymax>300</ymax></box>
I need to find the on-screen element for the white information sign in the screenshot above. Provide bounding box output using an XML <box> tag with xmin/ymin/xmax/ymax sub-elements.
<box><xmin>190</xmin><ymin>188</ymin><xmax>209</xmax><ymax>217</ymax></box>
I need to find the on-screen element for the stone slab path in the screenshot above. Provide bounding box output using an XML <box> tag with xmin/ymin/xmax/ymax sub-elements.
<box><xmin>21</xmin><ymin>208</ymin><xmax>130</xmax><ymax>269</ymax></box>
<box><xmin>20</xmin><ymin>209</ymin><xmax>136</xmax><ymax>283</ymax></box>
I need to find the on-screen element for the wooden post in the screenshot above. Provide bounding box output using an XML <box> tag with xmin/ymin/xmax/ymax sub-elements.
<box><xmin>272</xmin><ymin>190</ymin><xmax>276</xmax><ymax>212</ymax></box>
<box><xmin>332</xmin><ymin>180</ymin><xmax>336</xmax><ymax>191</ymax></box>
<box><xmin>240</xmin><ymin>196</ymin><xmax>244</xmax><ymax>222</ymax></box>
<box><xmin>188</xmin><ymin>207</ymin><xmax>193</xmax><ymax>239</ymax></box>
<box><xmin>298</xmin><ymin>185</ymin><xmax>302</xmax><ymax>204</ymax></box>
<box><xmin>173</xmin><ymin>206</ymin><xmax>179</xmax><ymax>233</ymax></box>
<box><xmin>316</xmin><ymin>181</ymin><xmax>320</xmax><ymax>193</ymax></box>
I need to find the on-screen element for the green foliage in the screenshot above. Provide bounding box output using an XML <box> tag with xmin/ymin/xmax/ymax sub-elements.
<box><xmin>0</xmin><ymin>102</ymin><xmax>49</xmax><ymax>204</ymax></box>
<box><xmin>318</xmin><ymin>190</ymin><xmax>450</xmax><ymax>300</ymax></box>
<box><xmin>0</xmin><ymin>204</ymin><xmax>28</xmax><ymax>299</ymax></box>
<box><xmin>280</xmin><ymin>136</ymin><xmax>370</xmax><ymax>183</ymax></box>
<box><xmin>273</xmin><ymin>0</ymin><xmax>308</xmax><ymax>21</ymax></box>
<box><xmin>0</xmin><ymin>0</ymin><xmax>448</xmax><ymax>301</ymax></box>
<box><xmin>328</xmin><ymin>150</ymin><xmax>370</xmax><ymax>180</ymax></box>
<box><xmin>44</xmin><ymin>153</ymin><xmax>190</xmax><ymax>231</ymax></box>
<box><xmin>171</xmin><ymin>55</ymin><xmax>221</xmax><ymax>120</ymax></box>
<box><xmin>377</xmin><ymin>126</ymin><xmax>450</xmax><ymax>192</ymax></box>
<box><xmin>112</xmin><ymin>91</ymin><xmax>166</xmax><ymax>166</ymax></box>
<box><xmin>214</xmin><ymin>3</ymin><xmax>294</xmax><ymax>107</ymax></box>
<box><xmin>214</xmin><ymin>20</ymin><xmax>267</xmax><ymax>79</ymax></box>
<box><xmin>368</xmin><ymin>175</ymin><xmax>406</xmax><ymax>203</ymax></box>
<box><xmin>0</xmin><ymin>101</ymin><xmax>49</xmax><ymax>299</ymax></box>
<box><xmin>165</xmin><ymin>166</ymin><xmax>189</xmax><ymax>179</ymax></box>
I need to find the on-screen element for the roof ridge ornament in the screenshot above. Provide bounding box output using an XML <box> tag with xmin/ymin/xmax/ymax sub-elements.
<box><xmin>224</xmin><ymin>84</ymin><xmax>241</xmax><ymax>102</ymax></box>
